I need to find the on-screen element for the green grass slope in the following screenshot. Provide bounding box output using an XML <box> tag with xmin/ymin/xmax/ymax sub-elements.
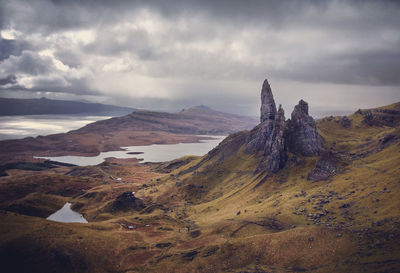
<box><xmin>138</xmin><ymin>102</ymin><xmax>400</xmax><ymax>272</ymax></box>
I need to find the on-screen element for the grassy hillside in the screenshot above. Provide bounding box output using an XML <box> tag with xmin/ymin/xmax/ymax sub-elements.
<box><xmin>0</xmin><ymin>102</ymin><xmax>399</xmax><ymax>272</ymax></box>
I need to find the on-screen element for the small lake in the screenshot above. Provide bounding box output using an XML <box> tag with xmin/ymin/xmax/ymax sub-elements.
<box><xmin>35</xmin><ymin>135</ymin><xmax>226</xmax><ymax>166</ymax></box>
<box><xmin>46</xmin><ymin>202</ymin><xmax>88</xmax><ymax>223</ymax></box>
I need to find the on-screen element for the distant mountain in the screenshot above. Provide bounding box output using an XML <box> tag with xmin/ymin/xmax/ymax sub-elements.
<box><xmin>0</xmin><ymin>97</ymin><xmax>134</xmax><ymax>116</ymax></box>
<box><xmin>0</xmin><ymin>105</ymin><xmax>259</xmax><ymax>161</ymax></box>
<box><xmin>77</xmin><ymin>105</ymin><xmax>258</xmax><ymax>135</ymax></box>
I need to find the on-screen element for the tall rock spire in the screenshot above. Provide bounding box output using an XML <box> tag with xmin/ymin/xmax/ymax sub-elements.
<box><xmin>246</xmin><ymin>79</ymin><xmax>324</xmax><ymax>174</ymax></box>
<box><xmin>260</xmin><ymin>79</ymin><xmax>277</xmax><ymax>123</ymax></box>
<box><xmin>246</xmin><ymin>80</ymin><xmax>287</xmax><ymax>173</ymax></box>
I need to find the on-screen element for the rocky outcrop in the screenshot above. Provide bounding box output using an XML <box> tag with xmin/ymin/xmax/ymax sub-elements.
<box><xmin>286</xmin><ymin>100</ymin><xmax>323</xmax><ymax>156</ymax></box>
<box><xmin>109</xmin><ymin>192</ymin><xmax>145</xmax><ymax>212</ymax></box>
<box><xmin>245</xmin><ymin>80</ymin><xmax>287</xmax><ymax>173</ymax></box>
<box><xmin>246</xmin><ymin>119</ymin><xmax>275</xmax><ymax>154</ymax></box>
<box><xmin>245</xmin><ymin>79</ymin><xmax>323</xmax><ymax>173</ymax></box>
<box><xmin>256</xmin><ymin>105</ymin><xmax>287</xmax><ymax>172</ymax></box>
<box><xmin>339</xmin><ymin>116</ymin><xmax>352</xmax><ymax>128</ymax></box>
<box><xmin>260</xmin><ymin>79</ymin><xmax>277</xmax><ymax>123</ymax></box>
<box><xmin>356</xmin><ymin>107</ymin><xmax>400</xmax><ymax>127</ymax></box>
<box><xmin>307</xmin><ymin>150</ymin><xmax>341</xmax><ymax>181</ymax></box>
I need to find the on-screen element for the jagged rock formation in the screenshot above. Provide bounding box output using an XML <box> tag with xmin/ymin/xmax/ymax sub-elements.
<box><xmin>246</xmin><ymin>79</ymin><xmax>279</xmax><ymax>153</ymax></box>
<box><xmin>246</xmin><ymin>80</ymin><xmax>287</xmax><ymax>172</ymax></box>
<box><xmin>286</xmin><ymin>100</ymin><xmax>323</xmax><ymax>156</ymax></box>
<box><xmin>246</xmin><ymin>119</ymin><xmax>275</xmax><ymax>154</ymax></box>
<box><xmin>245</xmin><ymin>79</ymin><xmax>323</xmax><ymax>173</ymax></box>
<box><xmin>260</xmin><ymin>79</ymin><xmax>277</xmax><ymax>122</ymax></box>
<box><xmin>256</xmin><ymin>105</ymin><xmax>287</xmax><ymax>172</ymax></box>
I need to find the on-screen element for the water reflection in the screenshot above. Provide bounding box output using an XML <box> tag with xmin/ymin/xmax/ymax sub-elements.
<box><xmin>47</xmin><ymin>202</ymin><xmax>88</xmax><ymax>223</ymax></box>
<box><xmin>36</xmin><ymin>135</ymin><xmax>226</xmax><ymax>166</ymax></box>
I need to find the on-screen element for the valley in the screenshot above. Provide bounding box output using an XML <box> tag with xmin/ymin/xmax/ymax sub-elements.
<box><xmin>0</xmin><ymin>82</ymin><xmax>399</xmax><ymax>273</ymax></box>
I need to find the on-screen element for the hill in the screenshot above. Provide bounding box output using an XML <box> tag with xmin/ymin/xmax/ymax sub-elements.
<box><xmin>77</xmin><ymin>105</ymin><xmax>257</xmax><ymax>135</ymax></box>
<box><xmin>0</xmin><ymin>97</ymin><xmax>134</xmax><ymax>116</ymax></box>
<box><xmin>0</xmin><ymin>105</ymin><xmax>257</xmax><ymax>164</ymax></box>
<box><xmin>134</xmin><ymin>91</ymin><xmax>399</xmax><ymax>272</ymax></box>
<box><xmin>0</xmin><ymin>80</ymin><xmax>398</xmax><ymax>272</ymax></box>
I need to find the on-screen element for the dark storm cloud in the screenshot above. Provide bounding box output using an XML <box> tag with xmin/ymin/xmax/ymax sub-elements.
<box><xmin>0</xmin><ymin>50</ymin><xmax>97</xmax><ymax>96</ymax></box>
<box><xmin>1</xmin><ymin>0</ymin><xmax>307</xmax><ymax>32</ymax></box>
<box><xmin>3</xmin><ymin>0</ymin><xmax>399</xmax><ymax>32</ymax></box>
<box><xmin>0</xmin><ymin>38</ymin><xmax>30</xmax><ymax>61</ymax></box>
<box><xmin>0</xmin><ymin>77</ymin><xmax>98</xmax><ymax>96</ymax></box>
<box><xmin>277</xmin><ymin>49</ymin><xmax>400</xmax><ymax>86</ymax></box>
<box><xmin>30</xmin><ymin>76</ymin><xmax>97</xmax><ymax>95</ymax></box>
<box><xmin>46</xmin><ymin>0</ymin><xmax>400</xmax><ymax>86</ymax></box>
<box><xmin>0</xmin><ymin>0</ymin><xmax>399</xmax><ymax>114</ymax></box>
<box><xmin>0</xmin><ymin>74</ymin><xmax>16</xmax><ymax>85</ymax></box>
<box><xmin>1</xmin><ymin>51</ymin><xmax>54</xmax><ymax>75</ymax></box>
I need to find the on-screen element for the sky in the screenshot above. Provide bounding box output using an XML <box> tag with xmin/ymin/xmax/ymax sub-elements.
<box><xmin>0</xmin><ymin>0</ymin><xmax>399</xmax><ymax>117</ymax></box>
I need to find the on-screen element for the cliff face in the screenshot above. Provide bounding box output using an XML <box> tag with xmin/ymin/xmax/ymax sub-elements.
<box><xmin>245</xmin><ymin>79</ymin><xmax>323</xmax><ymax>173</ymax></box>
<box><xmin>256</xmin><ymin>105</ymin><xmax>287</xmax><ymax>172</ymax></box>
<box><xmin>286</xmin><ymin>99</ymin><xmax>323</xmax><ymax>156</ymax></box>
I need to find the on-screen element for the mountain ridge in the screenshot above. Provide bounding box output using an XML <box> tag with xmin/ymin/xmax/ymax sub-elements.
<box><xmin>0</xmin><ymin>97</ymin><xmax>134</xmax><ymax>116</ymax></box>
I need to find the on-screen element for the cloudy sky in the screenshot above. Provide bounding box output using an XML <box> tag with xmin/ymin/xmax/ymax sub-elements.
<box><xmin>0</xmin><ymin>0</ymin><xmax>399</xmax><ymax>116</ymax></box>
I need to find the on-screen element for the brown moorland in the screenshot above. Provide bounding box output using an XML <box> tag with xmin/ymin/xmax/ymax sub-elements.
<box><xmin>0</xmin><ymin>102</ymin><xmax>399</xmax><ymax>272</ymax></box>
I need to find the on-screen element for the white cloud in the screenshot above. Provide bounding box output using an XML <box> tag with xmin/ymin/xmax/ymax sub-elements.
<box><xmin>0</xmin><ymin>28</ymin><xmax>20</xmax><ymax>40</ymax></box>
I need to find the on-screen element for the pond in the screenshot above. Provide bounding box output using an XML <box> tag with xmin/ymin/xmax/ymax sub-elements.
<box><xmin>46</xmin><ymin>202</ymin><xmax>88</xmax><ymax>223</ymax></box>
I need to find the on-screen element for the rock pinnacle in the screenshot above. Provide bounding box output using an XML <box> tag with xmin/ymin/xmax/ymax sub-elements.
<box><xmin>260</xmin><ymin>79</ymin><xmax>277</xmax><ymax>123</ymax></box>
